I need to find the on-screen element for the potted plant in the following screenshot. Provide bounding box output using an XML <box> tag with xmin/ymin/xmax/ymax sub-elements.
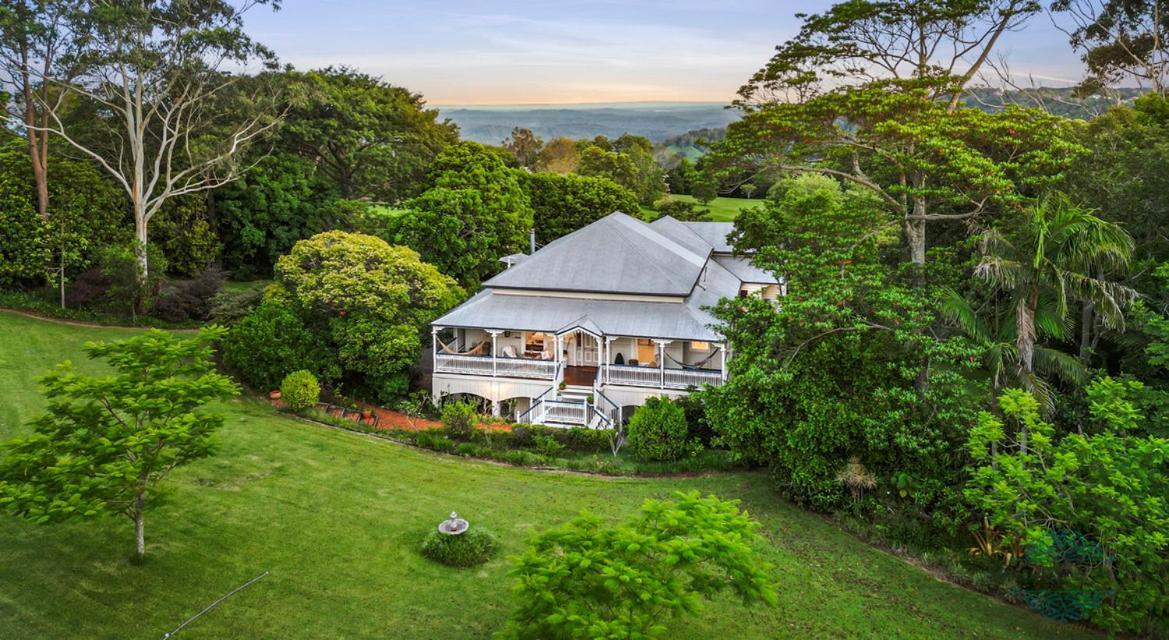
<box><xmin>558</xmin><ymin>381</ymin><xmax>567</xmax><ymax>391</ymax></box>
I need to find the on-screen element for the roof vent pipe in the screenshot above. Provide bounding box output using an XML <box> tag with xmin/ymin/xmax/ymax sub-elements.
<box><xmin>530</xmin><ymin>228</ymin><xmax>537</xmax><ymax>255</ymax></box>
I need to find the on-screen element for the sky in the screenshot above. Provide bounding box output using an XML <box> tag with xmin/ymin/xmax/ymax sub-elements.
<box><xmin>242</xmin><ymin>1</ymin><xmax>1087</xmax><ymax>106</ymax></box>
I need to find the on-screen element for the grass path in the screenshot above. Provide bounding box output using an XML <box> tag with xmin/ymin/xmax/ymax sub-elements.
<box><xmin>0</xmin><ymin>311</ymin><xmax>1099</xmax><ymax>639</ymax></box>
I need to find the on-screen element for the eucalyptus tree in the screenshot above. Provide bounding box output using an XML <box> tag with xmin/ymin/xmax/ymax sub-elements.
<box><xmin>0</xmin><ymin>0</ymin><xmax>77</xmax><ymax>220</ymax></box>
<box><xmin>27</xmin><ymin>0</ymin><xmax>281</xmax><ymax>280</ymax></box>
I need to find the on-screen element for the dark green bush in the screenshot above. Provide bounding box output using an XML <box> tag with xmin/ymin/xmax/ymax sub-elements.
<box><xmin>100</xmin><ymin>242</ymin><xmax>167</xmax><ymax>319</ymax></box>
<box><xmin>441</xmin><ymin>401</ymin><xmax>478</xmax><ymax>441</ymax></box>
<box><xmin>152</xmin><ymin>267</ymin><xmax>225</xmax><ymax>322</ymax></box>
<box><xmin>533</xmin><ymin>434</ymin><xmax>567</xmax><ymax>458</ymax></box>
<box><xmin>509</xmin><ymin>425</ymin><xmax>534</xmax><ymax>448</ymax></box>
<box><xmin>420</xmin><ymin>527</ymin><xmax>497</xmax><ymax>567</ymax></box>
<box><xmin>221</xmin><ymin>301</ymin><xmax>337</xmax><ymax>391</ymax></box>
<box><xmin>281</xmin><ymin>370</ymin><xmax>320</xmax><ymax>410</ymax></box>
<box><xmin>208</xmin><ymin>286</ymin><xmax>264</xmax><ymax>325</ymax></box>
<box><xmin>416</xmin><ymin>431</ymin><xmax>455</xmax><ymax>452</ymax></box>
<box><xmin>627</xmin><ymin>397</ymin><xmax>702</xmax><ymax>462</ymax></box>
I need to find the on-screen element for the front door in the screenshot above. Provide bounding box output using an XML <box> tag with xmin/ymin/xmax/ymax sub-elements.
<box><xmin>563</xmin><ymin>331</ymin><xmax>599</xmax><ymax>366</ymax></box>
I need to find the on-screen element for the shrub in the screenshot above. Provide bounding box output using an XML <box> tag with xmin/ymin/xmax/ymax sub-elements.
<box><xmin>415</xmin><ymin>431</ymin><xmax>455</xmax><ymax>452</ymax></box>
<box><xmin>152</xmin><ymin>266</ymin><xmax>225</xmax><ymax>322</ymax></box>
<box><xmin>558</xmin><ymin>427</ymin><xmax>611</xmax><ymax>453</ymax></box>
<box><xmin>208</xmin><ymin>286</ymin><xmax>264</xmax><ymax>325</ymax></box>
<box><xmin>441</xmin><ymin>401</ymin><xmax>478</xmax><ymax>441</ymax></box>
<box><xmin>100</xmin><ymin>242</ymin><xmax>167</xmax><ymax>319</ymax></box>
<box><xmin>507</xmin><ymin>424</ymin><xmax>534</xmax><ymax>448</ymax></box>
<box><xmin>64</xmin><ymin>267</ymin><xmax>112</xmax><ymax>308</ymax></box>
<box><xmin>273</xmin><ymin>230</ymin><xmax>462</xmax><ymax>403</ymax></box>
<box><xmin>626</xmin><ymin>397</ymin><xmax>702</xmax><ymax>462</ymax></box>
<box><xmin>533</xmin><ymin>434</ymin><xmax>567</xmax><ymax>458</ymax></box>
<box><xmin>221</xmin><ymin>301</ymin><xmax>337</xmax><ymax>392</ymax></box>
<box><xmin>280</xmin><ymin>370</ymin><xmax>320</xmax><ymax>410</ymax></box>
<box><xmin>420</xmin><ymin>527</ymin><xmax>497</xmax><ymax>567</ymax></box>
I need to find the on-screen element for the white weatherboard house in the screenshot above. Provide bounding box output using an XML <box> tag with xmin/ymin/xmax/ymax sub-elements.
<box><xmin>430</xmin><ymin>211</ymin><xmax>781</xmax><ymax>428</ymax></box>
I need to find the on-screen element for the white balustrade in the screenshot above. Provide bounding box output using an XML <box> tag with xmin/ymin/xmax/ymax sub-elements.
<box><xmin>434</xmin><ymin>354</ymin><xmax>556</xmax><ymax>380</ymax></box>
<box><xmin>607</xmin><ymin>364</ymin><xmax>723</xmax><ymax>389</ymax></box>
<box><xmin>496</xmin><ymin>357</ymin><xmax>557</xmax><ymax>379</ymax></box>
<box><xmin>663</xmin><ymin>368</ymin><xmax>722</xmax><ymax>389</ymax></box>
<box><xmin>544</xmin><ymin>400</ymin><xmax>589</xmax><ymax>425</ymax></box>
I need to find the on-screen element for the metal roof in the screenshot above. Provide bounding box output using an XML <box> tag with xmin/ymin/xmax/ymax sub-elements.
<box><xmin>432</xmin><ymin>212</ymin><xmax>779</xmax><ymax>341</ymax></box>
<box><xmin>483</xmin><ymin>212</ymin><xmax>707</xmax><ymax>296</ymax></box>
<box><xmin>432</xmin><ymin>291</ymin><xmax>724</xmax><ymax>341</ymax></box>
<box><xmin>713</xmin><ymin>255</ymin><xmax>778</xmax><ymax>285</ymax></box>
<box><xmin>681</xmin><ymin>222</ymin><xmax>736</xmax><ymax>254</ymax></box>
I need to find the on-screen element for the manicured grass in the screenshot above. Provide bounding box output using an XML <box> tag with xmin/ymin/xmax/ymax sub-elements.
<box><xmin>663</xmin><ymin>194</ymin><xmax>763</xmax><ymax>221</ymax></box>
<box><xmin>0</xmin><ymin>311</ymin><xmax>1100</xmax><ymax>639</ymax></box>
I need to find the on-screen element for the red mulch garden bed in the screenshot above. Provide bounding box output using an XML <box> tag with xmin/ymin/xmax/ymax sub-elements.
<box><xmin>271</xmin><ymin>396</ymin><xmax>509</xmax><ymax>433</ymax></box>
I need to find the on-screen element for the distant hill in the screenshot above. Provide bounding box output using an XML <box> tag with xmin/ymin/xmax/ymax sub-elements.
<box><xmin>961</xmin><ymin>87</ymin><xmax>1148</xmax><ymax>119</ymax></box>
<box><xmin>437</xmin><ymin>102</ymin><xmax>740</xmax><ymax>145</ymax></box>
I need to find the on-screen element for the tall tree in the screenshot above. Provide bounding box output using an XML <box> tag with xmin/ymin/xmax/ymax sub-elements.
<box><xmin>0</xmin><ymin>328</ymin><xmax>237</xmax><ymax>559</ymax></box>
<box><xmin>26</xmin><ymin>0</ymin><xmax>280</xmax><ymax>280</ymax></box>
<box><xmin>396</xmin><ymin>142</ymin><xmax>533</xmax><ymax>288</ymax></box>
<box><xmin>524</xmin><ymin>172</ymin><xmax>638</xmax><ymax>244</ymax></box>
<box><xmin>277</xmin><ymin>67</ymin><xmax>458</xmax><ymax>203</ymax></box>
<box><xmin>717</xmin><ymin>0</ymin><xmax>1055</xmax><ymax>269</ymax></box>
<box><xmin>975</xmin><ymin>193</ymin><xmax>1136</xmax><ymax>389</ymax></box>
<box><xmin>1053</xmin><ymin>0</ymin><xmax>1169</xmax><ymax>94</ymax></box>
<box><xmin>0</xmin><ymin>0</ymin><xmax>77</xmax><ymax>220</ymax></box>
<box><xmin>502</xmin><ymin>126</ymin><xmax>543</xmax><ymax>168</ymax></box>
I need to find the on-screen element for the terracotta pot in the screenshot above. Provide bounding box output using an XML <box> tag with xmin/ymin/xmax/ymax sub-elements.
<box><xmin>269</xmin><ymin>390</ymin><xmax>282</xmax><ymax>400</ymax></box>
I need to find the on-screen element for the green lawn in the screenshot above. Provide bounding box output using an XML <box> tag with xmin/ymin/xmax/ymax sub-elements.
<box><xmin>647</xmin><ymin>194</ymin><xmax>762</xmax><ymax>222</ymax></box>
<box><xmin>0</xmin><ymin>311</ymin><xmax>1099</xmax><ymax>639</ymax></box>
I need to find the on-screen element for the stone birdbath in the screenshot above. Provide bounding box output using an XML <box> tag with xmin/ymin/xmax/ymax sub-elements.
<box><xmin>438</xmin><ymin>511</ymin><xmax>469</xmax><ymax>536</ymax></box>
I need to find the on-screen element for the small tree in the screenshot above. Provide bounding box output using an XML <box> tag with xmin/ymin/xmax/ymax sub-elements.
<box><xmin>441</xmin><ymin>400</ymin><xmax>478</xmax><ymax>441</ymax></box>
<box><xmin>626</xmin><ymin>396</ymin><xmax>701</xmax><ymax>462</ymax></box>
<box><xmin>0</xmin><ymin>328</ymin><xmax>237</xmax><ymax>560</ymax></box>
<box><xmin>498</xmin><ymin>491</ymin><xmax>778</xmax><ymax>640</ymax></box>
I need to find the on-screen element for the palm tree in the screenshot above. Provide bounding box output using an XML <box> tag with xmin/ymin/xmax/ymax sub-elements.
<box><xmin>942</xmin><ymin>290</ymin><xmax>1088</xmax><ymax>413</ymax></box>
<box><xmin>974</xmin><ymin>193</ymin><xmax>1137</xmax><ymax>380</ymax></box>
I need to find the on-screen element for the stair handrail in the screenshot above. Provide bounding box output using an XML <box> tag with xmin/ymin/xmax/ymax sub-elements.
<box><xmin>517</xmin><ymin>382</ymin><xmax>556</xmax><ymax>423</ymax></box>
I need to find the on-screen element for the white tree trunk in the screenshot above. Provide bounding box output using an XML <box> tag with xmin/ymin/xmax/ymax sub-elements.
<box><xmin>133</xmin><ymin>493</ymin><xmax>146</xmax><ymax>560</ymax></box>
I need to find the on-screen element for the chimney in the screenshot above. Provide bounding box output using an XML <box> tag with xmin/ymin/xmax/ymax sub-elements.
<box><xmin>530</xmin><ymin>228</ymin><xmax>537</xmax><ymax>255</ymax></box>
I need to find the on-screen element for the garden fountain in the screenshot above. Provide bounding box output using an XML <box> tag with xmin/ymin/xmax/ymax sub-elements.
<box><xmin>437</xmin><ymin>511</ymin><xmax>468</xmax><ymax>536</ymax></box>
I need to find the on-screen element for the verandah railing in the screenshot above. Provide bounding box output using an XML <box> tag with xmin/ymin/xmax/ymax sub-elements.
<box><xmin>434</xmin><ymin>353</ymin><xmax>557</xmax><ymax>379</ymax></box>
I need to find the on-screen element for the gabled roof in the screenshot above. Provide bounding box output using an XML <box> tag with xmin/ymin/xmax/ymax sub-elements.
<box><xmin>680</xmin><ymin>222</ymin><xmax>736</xmax><ymax>254</ymax></box>
<box><xmin>483</xmin><ymin>212</ymin><xmax>707</xmax><ymax>297</ymax></box>
<box><xmin>432</xmin><ymin>291</ymin><xmax>723</xmax><ymax>342</ymax></box>
<box><xmin>646</xmin><ymin>216</ymin><xmax>716</xmax><ymax>257</ymax></box>
<box><xmin>713</xmin><ymin>255</ymin><xmax>778</xmax><ymax>285</ymax></box>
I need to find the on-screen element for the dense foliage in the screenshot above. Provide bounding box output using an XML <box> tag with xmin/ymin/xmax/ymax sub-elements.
<box><xmin>524</xmin><ymin>172</ymin><xmax>638</xmax><ymax>244</ymax></box>
<box><xmin>221</xmin><ymin>301</ymin><xmax>337</xmax><ymax>392</ymax></box>
<box><xmin>420</xmin><ymin>527</ymin><xmax>497</xmax><ymax>567</ymax></box>
<box><xmin>626</xmin><ymin>397</ymin><xmax>701</xmax><ymax>462</ymax></box>
<box><xmin>966</xmin><ymin>383</ymin><xmax>1169</xmax><ymax>633</ymax></box>
<box><xmin>498</xmin><ymin>492</ymin><xmax>777</xmax><ymax>640</ymax></box>
<box><xmin>394</xmin><ymin>142</ymin><xmax>533</xmax><ymax>288</ymax></box>
<box><xmin>271</xmin><ymin>231</ymin><xmax>461</xmax><ymax>402</ymax></box>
